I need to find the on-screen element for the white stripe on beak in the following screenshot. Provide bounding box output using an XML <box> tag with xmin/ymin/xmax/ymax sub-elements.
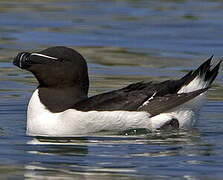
<box><xmin>31</xmin><ymin>53</ymin><xmax>58</xmax><ymax>60</ymax></box>
<box><xmin>19</xmin><ymin>53</ymin><xmax>25</xmax><ymax>68</ymax></box>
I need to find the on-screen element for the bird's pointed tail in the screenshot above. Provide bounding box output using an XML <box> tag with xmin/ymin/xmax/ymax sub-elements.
<box><xmin>178</xmin><ymin>56</ymin><xmax>221</xmax><ymax>93</ymax></box>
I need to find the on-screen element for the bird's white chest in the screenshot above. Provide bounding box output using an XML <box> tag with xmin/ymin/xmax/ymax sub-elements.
<box><xmin>27</xmin><ymin>89</ymin><xmax>62</xmax><ymax>136</ymax></box>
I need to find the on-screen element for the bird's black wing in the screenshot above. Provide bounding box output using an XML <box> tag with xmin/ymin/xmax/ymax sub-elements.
<box><xmin>72</xmin><ymin>82</ymin><xmax>152</xmax><ymax>111</ymax></box>
<box><xmin>72</xmin><ymin>80</ymin><xmax>204</xmax><ymax>112</ymax></box>
<box><xmin>137</xmin><ymin>88</ymin><xmax>208</xmax><ymax>117</ymax></box>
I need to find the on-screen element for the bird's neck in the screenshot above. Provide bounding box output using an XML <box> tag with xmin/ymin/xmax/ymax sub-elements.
<box><xmin>36</xmin><ymin>86</ymin><xmax>88</xmax><ymax>113</ymax></box>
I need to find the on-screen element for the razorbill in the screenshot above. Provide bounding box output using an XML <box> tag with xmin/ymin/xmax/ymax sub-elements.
<box><xmin>13</xmin><ymin>46</ymin><xmax>221</xmax><ymax>137</ymax></box>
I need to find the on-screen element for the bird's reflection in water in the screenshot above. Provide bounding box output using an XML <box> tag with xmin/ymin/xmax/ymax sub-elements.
<box><xmin>25</xmin><ymin>136</ymin><xmax>88</xmax><ymax>179</ymax></box>
<box><xmin>27</xmin><ymin>136</ymin><xmax>89</xmax><ymax>155</ymax></box>
<box><xmin>25</xmin><ymin>136</ymin><xmax>139</xmax><ymax>179</ymax></box>
<box><xmin>24</xmin><ymin>129</ymin><xmax>214</xmax><ymax>179</ymax></box>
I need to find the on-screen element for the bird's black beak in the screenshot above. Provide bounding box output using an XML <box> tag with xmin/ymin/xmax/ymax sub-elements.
<box><xmin>13</xmin><ymin>52</ymin><xmax>32</xmax><ymax>69</ymax></box>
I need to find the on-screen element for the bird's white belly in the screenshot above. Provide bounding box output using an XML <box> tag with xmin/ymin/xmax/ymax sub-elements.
<box><xmin>27</xmin><ymin>90</ymin><xmax>152</xmax><ymax>137</ymax></box>
<box><xmin>27</xmin><ymin>109</ymin><xmax>152</xmax><ymax>137</ymax></box>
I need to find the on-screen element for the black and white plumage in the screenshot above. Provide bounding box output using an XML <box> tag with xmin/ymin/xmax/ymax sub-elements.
<box><xmin>13</xmin><ymin>46</ymin><xmax>221</xmax><ymax>137</ymax></box>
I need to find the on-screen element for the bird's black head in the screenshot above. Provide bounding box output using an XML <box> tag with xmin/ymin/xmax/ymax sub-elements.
<box><xmin>13</xmin><ymin>46</ymin><xmax>89</xmax><ymax>95</ymax></box>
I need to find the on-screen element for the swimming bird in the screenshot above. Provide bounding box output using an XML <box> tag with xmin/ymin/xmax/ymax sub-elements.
<box><xmin>13</xmin><ymin>46</ymin><xmax>221</xmax><ymax>137</ymax></box>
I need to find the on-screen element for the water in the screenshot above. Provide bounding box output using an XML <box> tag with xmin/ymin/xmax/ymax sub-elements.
<box><xmin>0</xmin><ymin>0</ymin><xmax>223</xmax><ymax>179</ymax></box>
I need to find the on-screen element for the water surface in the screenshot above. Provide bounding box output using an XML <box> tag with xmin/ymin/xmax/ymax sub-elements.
<box><xmin>0</xmin><ymin>0</ymin><xmax>223</xmax><ymax>179</ymax></box>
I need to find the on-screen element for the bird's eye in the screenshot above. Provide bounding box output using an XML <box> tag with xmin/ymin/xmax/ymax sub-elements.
<box><xmin>57</xmin><ymin>58</ymin><xmax>64</xmax><ymax>62</ymax></box>
<box><xmin>58</xmin><ymin>58</ymin><xmax>71</xmax><ymax>62</ymax></box>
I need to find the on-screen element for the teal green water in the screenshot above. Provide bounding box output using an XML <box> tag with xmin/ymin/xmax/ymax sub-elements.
<box><xmin>0</xmin><ymin>1</ymin><xmax>223</xmax><ymax>179</ymax></box>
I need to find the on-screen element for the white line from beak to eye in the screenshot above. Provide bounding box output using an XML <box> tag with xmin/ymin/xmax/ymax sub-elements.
<box><xmin>31</xmin><ymin>53</ymin><xmax>58</xmax><ymax>60</ymax></box>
